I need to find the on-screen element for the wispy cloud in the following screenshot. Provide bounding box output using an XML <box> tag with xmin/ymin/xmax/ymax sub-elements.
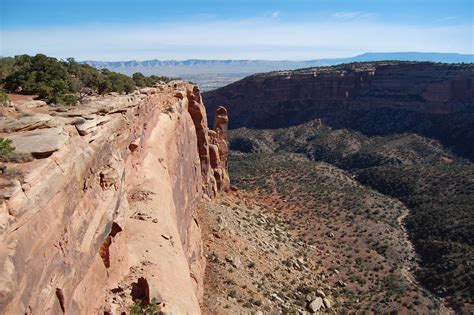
<box><xmin>271</xmin><ymin>11</ymin><xmax>281</xmax><ymax>19</ymax></box>
<box><xmin>332</xmin><ymin>11</ymin><xmax>374</xmax><ymax>20</ymax></box>
<box><xmin>1</xmin><ymin>17</ymin><xmax>472</xmax><ymax>60</ymax></box>
<box><xmin>264</xmin><ymin>11</ymin><xmax>281</xmax><ymax>19</ymax></box>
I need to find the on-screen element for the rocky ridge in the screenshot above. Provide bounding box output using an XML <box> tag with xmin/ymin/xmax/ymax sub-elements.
<box><xmin>0</xmin><ymin>82</ymin><xmax>229</xmax><ymax>314</ymax></box>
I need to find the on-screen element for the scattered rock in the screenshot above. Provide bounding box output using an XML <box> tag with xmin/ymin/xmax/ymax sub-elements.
<box><xmin>129</xmin><ymin>138</ymin><xmax>140</xmax><ymax>152</ymax></box>
<box><xmin>323</xmin><ymin>297</ymin><xmax>332</xmax><ymax>309</ymax></box>
<box><xmin>308</xmin><ymin>297</ymin><xmax>324</xmax><ymax>313</ymax></box>
<box><xmin>225</xmin><ymin>255</ymin><xmax>241</xmax><ymax>268</ymax></box>
<box><xmin>315</xmin><ymin>289</ymin><xmax>326</xmax><ymax>298</ymax></box>
<box><xmin>231</xmin><ymin>256</ymin><xmax>241</xmax><ymax>268</ymax></box>
<box><xmin>297</xmin><ymin>257</ymin><xmax>305</xmax><ymax>265</ymax></box>
<box><xmin>271</xmin><ymin>293</ymin><xmax>284</xmax><ymax>303</ymax></box>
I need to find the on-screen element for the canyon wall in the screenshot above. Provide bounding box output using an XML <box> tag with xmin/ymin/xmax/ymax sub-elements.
<box><xmin>203</xmin><ymin>61</ymin><xmax>474</xmax><ymax>160</ymax></box>
<box><xmin>0</xmin><ymin>82</ymin><xmax>228</xmax><ymax>314</ymax></box>
<box><xmin>204</xmin><ymin>62</ymin><xmax>474</xmax><ymax>128</ymax></box>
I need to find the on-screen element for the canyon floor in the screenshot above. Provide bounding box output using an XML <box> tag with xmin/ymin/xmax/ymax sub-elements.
<box><xmin>200</xmin><ymin>152</ymin><xmax>447</xmax><ymax>314</ymax></box>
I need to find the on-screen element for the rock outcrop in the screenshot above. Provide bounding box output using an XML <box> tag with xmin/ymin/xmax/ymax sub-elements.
<box><xmin>210</xmin><ymin>106</ymin><xmax>230</xmax><ymax>193</ymax></box>
<box><xmin>187</xmin><ymin>86</ymin><xmax>230</xmax><ymax>196</ymax></box>
<box><xmin>0</xmin><ymin>83</ymin><xmax>229</xmax><ymax>314</ymax></box>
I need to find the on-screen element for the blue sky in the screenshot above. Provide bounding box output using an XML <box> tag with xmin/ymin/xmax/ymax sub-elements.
<box><xmin>1</xmin><ymin>0</ymin><xmax>473</xmax><ymax>60</ymax></box>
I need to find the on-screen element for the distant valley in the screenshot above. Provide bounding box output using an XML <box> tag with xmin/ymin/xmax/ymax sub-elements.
<box><xmin>83</xmin><ymin>52</ymin><xmax>474</xmax><ymax>91</ymax></box>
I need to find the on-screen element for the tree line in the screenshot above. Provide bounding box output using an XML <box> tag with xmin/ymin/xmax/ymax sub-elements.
<box><xmin>0</xmin><ymin>54</ymin><xmax>177</xmax><ymax>105</ymax></box>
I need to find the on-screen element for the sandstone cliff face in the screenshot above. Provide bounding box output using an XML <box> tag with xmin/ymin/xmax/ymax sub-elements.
<box><xmin>0</xmin><ymin>83</ymin><xmax>229</xmax><ymax>314</ymax></box>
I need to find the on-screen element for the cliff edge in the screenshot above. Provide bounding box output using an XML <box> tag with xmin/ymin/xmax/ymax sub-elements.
<box><xmin>0</xmin><ymin>82</ymin><xmax>229</xmax><ymax>314</ymax></box>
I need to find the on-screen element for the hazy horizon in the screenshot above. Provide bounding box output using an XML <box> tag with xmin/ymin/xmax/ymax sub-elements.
<box><xmin>1</xmin><ymin>0</ymin><xmax>472</xmax><ymax>61</ymax></box>
<box><xmin>77</xmin><ymin>52</ymin><xmax>472</xmax><ymax>63</ymax></box>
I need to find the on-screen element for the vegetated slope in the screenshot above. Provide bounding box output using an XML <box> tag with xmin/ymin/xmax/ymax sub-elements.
<box><xmin>200</xmin><ymin>154</ymin><xmax>439</xmax><ymax>314</ymax></box>
<box><xmin>203</xmin><ymin>61</ymin><xmax>474</xmax><ymax>161</ymax></box>
<box><xmin>229</xmin><ymin>121</ymin><xmax>474</xmax><ymax>312</ymax></box>
<box><xmin>0</xmin><ymin>54</ymin><xmax>174</xmax><ymax>105</ymax></box>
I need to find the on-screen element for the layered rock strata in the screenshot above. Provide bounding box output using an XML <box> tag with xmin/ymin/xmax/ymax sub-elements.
<box><xmin>203</xmin><ymin>61</ymin><xmax>474</xmax><ymax>160</ymax></box>
<box><xmin>204</xmin><ymin>62</ymin><xmax>474</xmax><ymax>129</ymax></box>
<box><xmin>0</xmin><ymin>82</ymin><xmax>229</xmax><ymax>314</ymax></box>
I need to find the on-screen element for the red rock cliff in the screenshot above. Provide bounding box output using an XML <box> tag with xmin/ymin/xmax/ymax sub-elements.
<box><xmin>203</xmin><ymin>62</ymin><xmax>474</xmax><ymax>129</ymax></box>
<box><xmin>203</xmin><ymin>61</ymin><xmax>474</xmax><ymax>160</ymax></box>
<box><xmin>0</xmin><ymin>82</ymin><xmax>229</xmax><ymax>314</ymax></box>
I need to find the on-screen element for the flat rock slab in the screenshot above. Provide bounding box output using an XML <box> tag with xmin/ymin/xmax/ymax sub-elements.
<box><xmin>17</xmin><ymin>100</ymin><xmax>48</xmax><ymax>109</ymax></box>
<box><xmin>56</xmin><ymin>107</ymin><xmax>99</xmax><ymax>117</ymax></box>
<box><xmin>0</xmin><ymin>114</ymin><xmax>59</xmax><ymax>132</ymax></box>
<box><xmin>6</xmin><ymin>127</ymin><xmax>69</xmax><ymax>158</ymax></box>
<box><xmin>75</xmin><ymin>115</ymin><xmax>111</xmax><ymax>136</ymax></box>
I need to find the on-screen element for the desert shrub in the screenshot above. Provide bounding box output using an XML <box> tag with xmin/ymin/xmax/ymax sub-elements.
<box><xmin>0</xmin><ymin>138</ymin><xmax>15</xmax><ymax>157</ymax></box>
<box><xmin>129</xmin><ymin>297</ymin><xmax>161</xmax><ymax>315</ymax></box>
<box><xmin>132</xmin><ymin>72</ymin><xmax>177</xmax><ymax>87</ymax></box>
<box><xmin>0</xmin><ymin>90</ymin><xmax>10</xmax><ymax>106</ymax></box>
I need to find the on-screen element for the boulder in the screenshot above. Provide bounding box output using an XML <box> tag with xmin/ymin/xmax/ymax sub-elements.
<box><xmin>323</xmin><ymin>297</ymin><xmax>332</xmax><ymax>309</ymax></box>
<box><xmin>315</xmin><ymin>289</ymin><xmax>326</xmax><ymax>298</ymax></box>
<box><xmin>308</xmin><ymin>297</ymin><xmax>324</xmax><ymax>313</ymax></box>
<box><xmin>129</xmin><ymin>138</ymin><xmax>140</xmax><ymax>152</ymax></box>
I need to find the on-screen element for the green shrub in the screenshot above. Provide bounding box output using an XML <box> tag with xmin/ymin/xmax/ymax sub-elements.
<box><xmin>129</xmin><ymin>298</ymin><xmax>161</xmax><ymax>315</ymax></box>
<box><xmin>0</xmin><ymin>54</ymin><xmax>174</xmax><ymax>105</ymax></box>
<box><xmin>132</xmin><ymin>72</ymin><xmax>177</xmax><ymax>87</ymax></box>
<box><xmin>0</xmin><ymin>90</ymin><xmax>10</xmax><ymax>106</ymax></box>
<box><xmin>0</xmin><ymin>138</ymin><xmax>15</xmax><ymax>157</ymax></box>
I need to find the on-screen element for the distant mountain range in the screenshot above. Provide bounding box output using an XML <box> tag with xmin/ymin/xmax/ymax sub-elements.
<box><xmin>82</xmin><ymin>52</ymin><xmax>474</xmax><ymax>90</ymax></box>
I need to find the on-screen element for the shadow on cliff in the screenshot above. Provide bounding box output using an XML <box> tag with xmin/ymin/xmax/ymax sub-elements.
<box><xmin>205</xmin><ymin>100</ymin><xmax>474</xmax><ymax>162</ymax></box>
<box><xmin>202</xmin><ymin>61</ymin><xmax>474</xmax><ymax>161</ymax></box>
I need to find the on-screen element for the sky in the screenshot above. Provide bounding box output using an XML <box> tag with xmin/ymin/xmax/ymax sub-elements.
<box><xmin>1</xmin><ymin>0</ymin><xmax>473</xmax><ymax>61</ymax></box>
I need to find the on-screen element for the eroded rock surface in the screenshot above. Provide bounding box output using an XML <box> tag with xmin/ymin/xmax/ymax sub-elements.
<box><xmin>210</xmin><ymin>106</ymin><xmax>230</xmax><ymax>193</ymax></box>
<box><xmin>187</xmin><ymin>86</ymin><xmax>230</xmax><ymax>197</ymax></box>
<box><xmin>0</xmin><ymin>83</ymin><xmax>230</xmax><ymax>314</ymax></box>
